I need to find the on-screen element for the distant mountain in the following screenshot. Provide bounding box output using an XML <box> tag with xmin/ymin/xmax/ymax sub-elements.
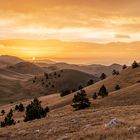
<box><xmin>0</xmin><ymin>55</ymin><xmax>23</xmax><ymax>68</ymax></box>
<box><xmin>7</xmin><ymin>62</ymin><xmax>44</xmax><ymax>75</ymax></box>
<box><xmin>43</xmin><ymin>63</ymin><xmax>122</xmax><ymax>76</ymax></box>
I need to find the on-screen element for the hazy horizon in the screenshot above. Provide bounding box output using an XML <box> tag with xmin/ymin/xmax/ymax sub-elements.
<box><xmin>0</xmin><ymin>0</ymin><xmax>140</xmax><ymax>64</ymax></box>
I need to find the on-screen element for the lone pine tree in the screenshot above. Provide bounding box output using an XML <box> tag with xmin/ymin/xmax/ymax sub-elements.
<box><xmin>71</xmin><ymin>90</ymin><xmax>90</xmax><ymax>110</ymax></box>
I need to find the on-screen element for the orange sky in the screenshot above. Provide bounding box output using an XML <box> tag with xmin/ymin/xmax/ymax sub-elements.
<box><xmin>0</xmin><ymin>0</ymin><xmax>140</xmax><ymax>64</ymax></box>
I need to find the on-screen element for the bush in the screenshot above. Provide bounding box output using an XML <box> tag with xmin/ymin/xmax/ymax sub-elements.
<box><xmin>18</xmin><ymin>103</ymin><xmax>24</xmax><ymax>112</ymax></box>
<box><xmin>100</xmin><ymin>73</ymin><xmax>106</xmax><ymax>80</ymax></box>
<box><xmin>132</xmin><ymin>61</ymin><xmax>139</xmax><ymax>69</ymax></box>
<box><xmin>112</xmin><ymin>70</ymin><xmax>119</xmax><ymax>75</ymax></box>
<box><xmin>1</xmin><ymin>110</ymin><xmax>5</xmax><ymax>115</ymax></box>
<box><xmin>92</xmin><ymin>92</ymin><xmax>98</xmax><ymax>99</ymax></box>
<box><xmin>1</xmin><ymin>109</ymin><xmax>15</xmax><ymax>128</ymax></box>
<box><xmin>44</xmin><ymin>73</ymin><xmax>49</xmax><ymax>79</ymax></box>
<box><xmin>24</xmin><ymin>98</ymin><xmax>47</xmax><ymax>122</ymax></box>
<box><xmin>115</xmin><ymin>85</ymin><xmax>121</xmax><ymax>90</ymax></box>
<box><xmin>98</xmin><ymin>85</ymin><xmax>108</xmax><ymax>98</ymax></box>
<box><xmin>15</xmin><ymin>103</ymin><xmax>24</xmax><ymax>112</ymax></box>
<box><xmin>45</xmin><ymin>106</ymin><xmax>50</xmax><ymax>113</ymax></box>
<box><xmin>60</xmin><ymin>89</ymin><xmax>71</xmax><ymax>97</ymax></box>
<box><xmin>87</xmin><ymin>79</ymin><xmax>94</xmax><ymax>86</ymax></box>
<box><xmin>15</xmin><ymin>105</ymin><xmax>19</xmax><ymax>111</ymax></box>
<box><xmin>78</xmin><ymin>85</ymin><xmax>83</xmax><ymax>90</ymax></box>
<box><xmin>122</xmin><ymin>64</ymin><xmax>127</xmax><ymax>69</ymax></box>
<box><xmin>71</xmin><ymin>90</ymin><xmax>90</xmax><ymax>110</ymax></box>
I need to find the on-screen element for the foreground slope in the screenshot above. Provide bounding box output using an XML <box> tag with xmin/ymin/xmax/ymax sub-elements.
<box><xmin>0</xmin><ymin>104</ymin><xmax>140</xmax><ymax>140</ymax></box>
<box><xmin>47</xmin><ymin>66</ymin><xmax>140</xmax><ymax>109</ymax></box>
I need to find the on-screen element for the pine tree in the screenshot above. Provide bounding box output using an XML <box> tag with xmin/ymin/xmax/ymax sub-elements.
<box><xmin>71</xmin><ymin>90</ymin><xmax>90</xmax><ymax>110</ymax></box>
<box><xmin>100</xmin><ymin>73</ymin><xmax>107</xmax><ymax>80</ymax></box>
<box><xmin>24</xmin><ymin>98</ymin><xmax>47</xmax><ymax>122</ymax></box>
<box><xmin>1</xmin><ymin>109</ymin><xmax>15</xmax><ymax>127</ymax></box>
<box><xmin>15</xmin><ymin>105</ymin><xmax>19</xmax><ymax>111</ymax></box>
<box><xmin>98</xmin><ymin>85</ymin><xmax>108</xmax><ymax>98</ymax></box>
<box><xmin>18</xmin><ymin>103</ymin><xmax>24</xmax><ymax>112</ymax></box>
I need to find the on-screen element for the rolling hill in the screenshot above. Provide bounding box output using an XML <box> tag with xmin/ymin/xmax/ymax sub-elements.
<box><xmin>24</xmin><ymin>69</ymin><xmax>99</xmax><ymax>96</ymax></box>
<box><xmin>45</xmin><ymin>65</ymin><xmax>140</xmax><ymax>109</ymax></box>
<box><xmin>7</xmin><ymin>62</ymin><xmax>44</xmax><ymax>75</ymax></box>
<box><xmin>0</xmin><ymin>55</ymin><xmax>23</xmax><ymax>68</ymax></box>
<box><xmin>0</xmin><ymin>64</ymin><xmax>140</xmax><ymax>140</ymax></box>
<box><xmin>43</xmin><ymin>63</ymin><xmax>122</xmax><ymax>76</ymax></box>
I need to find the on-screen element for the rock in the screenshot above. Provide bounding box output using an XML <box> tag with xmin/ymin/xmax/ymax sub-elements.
<box><xmin>84</xmin><ymin>124</ymin><xmax>92</xmax><ymax>130</ymax></box>
<box><xmin>105</xmin><ymin>118</ymin><xmax>124</xmax><ymax>128</ymax></box>
<box><xmin>57</xmin><ymin>134</ymin><xmax>68</xmax><ymax>140</ymax></box>
<box><xmin>128</xmin><ymin>126</ymin><xmax>137</xmax><ymax>132</ymax></box>
<box><xmin>34</xmin><ymin>129</ymin><xmax>40</xmax><ymax>133</ymax></box>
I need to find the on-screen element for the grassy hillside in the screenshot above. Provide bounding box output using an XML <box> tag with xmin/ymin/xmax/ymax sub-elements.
<box><xmin>24</xmin><ymin>69</ymin><xmax>98</xmax><ymax>96</ymax></box>
<box><xmin>7</xmin><ymin>62</ymin><xmax>44</xmax><ymax>75</ymax></box>
<box><xmin>46</xmin><ymin>66</ymin><xmax>140</xmax><ymax>109</ymax></box>
<box><xmin>0</xmin><ymin>65</ymin><xmax>140</xmax><ymax>139</ymax></box>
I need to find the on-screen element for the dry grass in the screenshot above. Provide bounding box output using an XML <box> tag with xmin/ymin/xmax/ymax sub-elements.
<box><xmin>0</xmin><ymin>64</ymin><xmax>140</xmax><ymax>140</ymax></box>
<box><xmin>0</xmin><ymin>104</ymin><xmax>140</xmax><ymax>140</ymax></box>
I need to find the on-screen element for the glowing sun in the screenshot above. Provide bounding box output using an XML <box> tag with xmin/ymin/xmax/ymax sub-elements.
<box><xmin>32</xmin><ymin>57</ymin><xmax>36</xmax><ymax>61</ymax></box>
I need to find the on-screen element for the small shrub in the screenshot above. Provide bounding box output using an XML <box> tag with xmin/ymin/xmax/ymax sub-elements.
<box><xmin>60</xmin><ymin>89</ymin><xmax>71</xmax><ymax>97</ymax></box>
<box><xmin>52</xmin><ymin>85</ymin><xmax>55</xmax><ymax>88</ymax></box>
<box><xmin>15</xmin><ymin>103</ymin><xmax>24</xmax><ymax>112</ymax></box>
<box><xmin>132</xmin><ymin>61</ymin><xmax>139</xmax><ymax>69</ymax></box>
<box><xmin>44</xmin><ymin>73</ymin><xmax>49</xmax><ymax>79</ymax></box>
<box><xmin>92</xmin><ymin>92</ymin><xmax>98</xmax><ymax>99</ymax></box>
<box><xmin>71</xmin><ymin>90</ymin><xmax>90</xmax><ymax>110</ymax></box>
<box><xmin>72</xmin><ymin>89</ymin><xmax>76</xmax><ymax>93</ymax></box>
<box><xmin>100</xmin><ymin>73</ymin><xmax>106</xmax><ymax>80</ymax></box>
<box><xmin>112</xmin><ymin>70</ymin><xmax>119</xmax><ymax>75</ymax></box>
<box><xmin>78</xmin><ymin>85</ymin><xmax>83</xmax><ymax>90</ymax></box>
<box><xmin>87</xmin><ymin>79</ymin><xmax>94</xmax><ymax>86</ymax></box>
<box><xmin>45</xmin><ymin>106</ymin><xmax>50</xmax><ymax>113</ymax></box>
<box><xmin>122</xmin><ymin>64</ymin><xmax>127</xmax><ymax>69</ymax></box>
<box><xmin>42</xmin><ymin>82</ymin><xmax>45</xmax><ymax>85</ymax></box>
<box><xmin>1</xmin><ymin>110</ymin><xmax>5</xmax><ymax>115</ymax></box>
<box><xmin>18</xmin><ymin>103</ymin><xmax>24</xmax><ymax>112</ymax></box>
<box><xmin>115</xmin><ymin>85</ymin><xmax>121</xmax><ymax>90</ymax></box>
<box><xmin>15</xmin><ymin>105</ymin><xmax>19</xmax><ymax>111</ymax></box>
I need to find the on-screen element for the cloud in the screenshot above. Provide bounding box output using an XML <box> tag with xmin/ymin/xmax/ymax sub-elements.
<box><xmin>0</xmin><ymin>0</ymin><xmax>139</xmax><ymax>42</ymax></box>
<box><xmin>115</xmin><ymin>34</ymin><xmax>130</xmax><ymax>39</ymax></box>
